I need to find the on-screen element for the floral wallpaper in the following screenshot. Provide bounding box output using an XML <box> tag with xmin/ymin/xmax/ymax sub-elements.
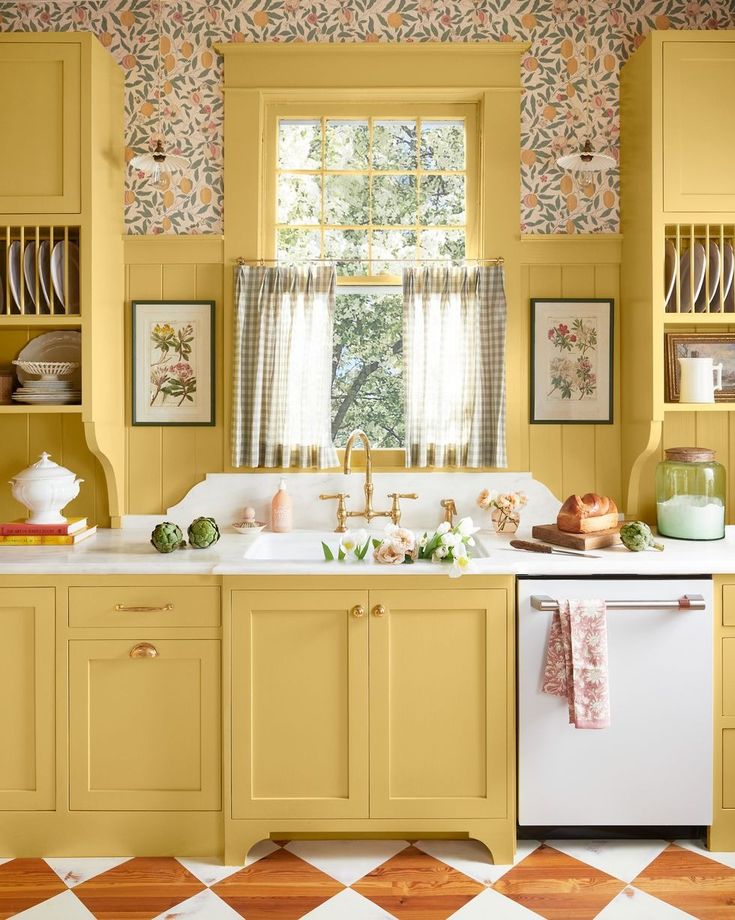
<box><xmin>0</xmin><ymin>0</ymin><xmax>733</xmax><ymax>236</ymax></box>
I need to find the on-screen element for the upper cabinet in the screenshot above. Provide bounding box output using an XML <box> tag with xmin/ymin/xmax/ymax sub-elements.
<box><xmin>663</xmin><ymin>42</ymin><xmax>735</xmax><ymax>213</ymax></box>
<box><xmin>620</xmin><ymin>31</ymin><xmax>735</xmax><ymax>519</ymax></box>
<box><xmin>0</xmin><ymin>42</ymin><xmax>81</xmax><ymax>214</ymax></box>
<box><xmin>0</xmin><ymin>34</ymin><xmax>126</xmax><ymax>526</ymax></box>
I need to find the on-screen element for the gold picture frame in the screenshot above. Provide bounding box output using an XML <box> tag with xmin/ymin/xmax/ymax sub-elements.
<box><xmin>665</xmin><ymin>332</ymin><xmax>735</xmax><ymax>403</ymax></box>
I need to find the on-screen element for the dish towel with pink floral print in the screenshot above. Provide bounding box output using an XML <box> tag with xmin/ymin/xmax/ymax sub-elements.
<box><xmin>541</xmin><ymin>598</ymin><xmax>610</xmax><ymax>729</ymax></box>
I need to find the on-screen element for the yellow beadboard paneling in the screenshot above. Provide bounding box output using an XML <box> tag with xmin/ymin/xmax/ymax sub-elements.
<box><xmin>124</xmin><ymin>251</ymin><xmax>226</xmax><ymax>514</ymax></box>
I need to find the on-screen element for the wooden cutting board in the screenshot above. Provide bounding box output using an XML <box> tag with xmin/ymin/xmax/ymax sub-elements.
<box><xmin>531</xmin><ymin>523</ymin><xmax>622</xmax><ymax>550</ymax></box>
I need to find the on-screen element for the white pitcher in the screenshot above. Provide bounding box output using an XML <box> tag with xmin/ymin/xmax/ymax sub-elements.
<box><xmin>678</xmin><ymin>355</ymin><xmax>723</xmax><ymax>403</ymax></box>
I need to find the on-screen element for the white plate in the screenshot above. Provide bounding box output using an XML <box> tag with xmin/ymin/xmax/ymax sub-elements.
<box><xmin>664</xmin><ymin>239</ymin><xmax>677</xmax><ymax>311</ymax></box>
<box><xmin>715</xmin><ymin>241</ymin><xmax>735</xmax><ymax>312</ymax></box>
<box><xmin>23</xmin><ymin>241</ymin><xmax>37</xmax><ymax>311</ymax></box>
<box><xmin>37</xmin><ymin>240</ymin><xmax>51</xmax><ymax>311</ymax></box>
<box><xmin>15</xmin><ymin>331</ymin><xmax>82</xmax><ymax>391</ymax></box>
<box><xmin>678</xmin><ymin>242</ymin><xmax>706</xmax><ymax>313</ymax></box>
<box><xmin>695</xmin><ymin>240</ymin><xmax>721</xmax><ymax>312</ymax></box>
<box><xmin>8</xmin><ymin>240</ymin><xmax>21</xmax><ymax>313</ymax></box>
<box><xmin>50</xmin><ymin>241</ymin><xmax>80</xmax><ymax>313</ymax></box>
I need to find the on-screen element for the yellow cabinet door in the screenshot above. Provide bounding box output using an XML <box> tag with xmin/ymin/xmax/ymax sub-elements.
<box><xmin>231</xmin><ymin>590</ymin><xmax>369</xmax><ymax>819</ymax></box>
<box><xmin>0</xmin><ymin>588</ymin><xmax>55</xmax><ymax>810</ymax></box>
<box><xmin>663</xmin><ymin>42</ymin><xmax>735</xmax><ymax>212</ymax></box>
<box><xmin>369</xmin><ymin>588</ymin><xmax>510</xmax><ymax>819</ymax></box>
<box><xmin>0</xmin><ymin>42</ymin><xmax>81</xmax><ymax>213</ymax></box>
<box><xmin>69</xmin><ymin>639</ymin><xmax>221</xmax><ymax>811</ymax></box>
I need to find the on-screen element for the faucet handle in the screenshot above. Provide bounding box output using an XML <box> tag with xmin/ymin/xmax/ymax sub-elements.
<box><xmin>440</xmin><ymin>498</ymin><xmax>458</xmax><ymax>525</ymax></box>
<box><xmin>387</xmin><ymin>492</ymin><xmax>418</xmax><ymax>526</ymax></box>
<box><xmin>320</xmin><ymin>493</ymin><xmax>350</xmax><ymax>533</ymax></box>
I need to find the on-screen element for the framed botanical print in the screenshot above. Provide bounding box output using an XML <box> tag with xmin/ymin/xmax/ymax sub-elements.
<box><xmin>132</xmin><ymin>300</ymin><xmax>215</xmax><ymax>426</ymax></box>
<box><xmin>530</xmin><ymin>298</ymin><xmax>614</xmax><ymax>424</ymax></box>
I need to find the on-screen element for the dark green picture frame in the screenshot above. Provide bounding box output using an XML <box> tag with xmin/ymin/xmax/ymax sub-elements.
<box><xmin>530</xmin><ymin>297</ymin><xmax>614</xmax><ymax>425</ymax></box>
<box><xmin>132</xmin><ymin>300</ymin><xmax>216</xmax><ymax>427</ymax></box>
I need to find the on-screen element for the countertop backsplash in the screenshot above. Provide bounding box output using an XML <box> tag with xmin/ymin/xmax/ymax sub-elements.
<box><xmin>120</xmin><ymin>470</ymin><xmax>562</xmax><ymax>534</ymax></box>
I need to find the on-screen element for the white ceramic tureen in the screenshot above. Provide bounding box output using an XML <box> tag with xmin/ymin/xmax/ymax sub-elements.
<box><xmin>9</xmin><ymin>452</ymin><xmax>84</xmax><ymax>525</ymax></box>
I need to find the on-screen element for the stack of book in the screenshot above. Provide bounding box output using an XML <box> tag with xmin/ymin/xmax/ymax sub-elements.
<box><xmin>0</xmin><ymin>517</ymin><xmax>96</xmax><ymax>545</ymax></box>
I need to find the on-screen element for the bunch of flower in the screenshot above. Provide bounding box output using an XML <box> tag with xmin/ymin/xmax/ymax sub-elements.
<box><xmin>410</xmin><ymin>518</ymin><xmax>479</xmax><ymax>578</ymax></box>
<box><xmin>320</xmin><ymin>519</ymin><xmax>479</xmax><ymax>578</ymax></box>
<box><xmin>477</xmin><ymin>489</ymin><xmax>528</xmax><ymax>514</ymax></box>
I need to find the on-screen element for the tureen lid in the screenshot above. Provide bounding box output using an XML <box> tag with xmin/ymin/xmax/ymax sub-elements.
<box><xmin>11</xmin><ymin>452</ymin><xmax>77</xmax><ymax>481</ymax></box>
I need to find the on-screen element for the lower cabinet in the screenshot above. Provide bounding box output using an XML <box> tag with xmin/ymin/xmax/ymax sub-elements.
<box><xmin>0</xmin><ymin>588</ymin><xmax>55</xmax><ymax>810</ymax></box>
<box><xmin>712</xmin><ymin>578</ymin><xmax>735</xmax><ymax>849</ymax></box>
<box><xmin>230</xmin><ymin>582</ymin><xmax>512</xmax><ymax>831</ymax></box>
<box><xmin>231</xmin><ymin>590</ymin><xmax>369</xmax><ymax>819</ymax></box>
<box><xmin>69</xmin><ymin>638</ymin><xmax>221</xmax><ymax>811</ymax></box>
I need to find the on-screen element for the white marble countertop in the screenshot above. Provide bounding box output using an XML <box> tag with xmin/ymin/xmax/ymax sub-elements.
<box><xmin>0</xmin><ymin>525</ymin><xmax>733</xmax><ymax>577</ymax></box>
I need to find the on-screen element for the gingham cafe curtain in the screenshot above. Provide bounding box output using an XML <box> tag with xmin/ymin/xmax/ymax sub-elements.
<box><xmin>232</xmin><ymin>264</ymin><xmax>340</xmax><ymax>469</ymax></box>
<box><xmin>403</xmin><ymin>264</ymin><xmax>507</xmax><ymax>468</ymax></box>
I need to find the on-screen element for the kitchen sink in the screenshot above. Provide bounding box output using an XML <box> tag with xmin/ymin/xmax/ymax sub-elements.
<box><xmin>242</xmin><ymin>530</ymin><xmax>489</xmax><ymax>562</ymax></box>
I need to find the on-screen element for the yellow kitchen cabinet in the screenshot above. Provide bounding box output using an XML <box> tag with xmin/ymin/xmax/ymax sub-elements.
<box><xmin>711</xmin><ymin>576</ymin><xmax>735</xmax><ymax>849</ymax></box>
<box><xmin>663</xmin><ymin>42</ymin><xmax>735</xmax><ymax>213</ymax></box>
<box><xmin>369</xmin><ymin>589</ymin><xmax>508</xmax><ymax>819</ymax></box>
<box><xmin>69</xmin><ymin>637</ymin><xmax>221</xmax><ymax>811</ymax></box>
<box><xmin>227</xmin><ymin>577</ymin><xmax>515</xmax><ymax>866</ymax></box>
<box><xmin>0</xmin><ymin>33</ymin><xmax>126</xmax><ymax>528</ymax></box>
<box><xmin>0</xmin><ymin>42</ymin><xmax>81</xmax><ymax>213</ymax></box>
<box><xmin>0</xmin><ymin>588</ymin><xmax>54</xmax><ymax>811</ymax></box>
<box><xmin>231</xmin><ymin>589</ymin><xmax>369</xmax><ymax>819</ymax></box>
<box><xmin>620</xmin><ymin>31</ymin><xmax>735</xmax><ymax>519</ymax></box>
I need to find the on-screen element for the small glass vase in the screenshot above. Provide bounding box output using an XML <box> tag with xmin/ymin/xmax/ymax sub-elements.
<box><xmin>491</xmin><ymin>509</ymin><xmax>520</xmax><ymax>533</ymax></box>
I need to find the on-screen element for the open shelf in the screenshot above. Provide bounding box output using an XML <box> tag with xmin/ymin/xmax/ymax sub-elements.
<box><xmin>665</xmin><ymin>402</ymin><xmax>735</xmax><ymax>412</ymax></box>
<box><xmin>664</xmin><ymin>314</ymin><xmax>735</xmax><ymax>325</ymax></box>
<box><xmin>0</xmin><ymin>404</ymin><xmax>81</xmax><ymax>414</ymax></box>
<box><xmin>0</xmin><ymin>315</ymin><xmax>81</xmax><ymax>328</ymax></box>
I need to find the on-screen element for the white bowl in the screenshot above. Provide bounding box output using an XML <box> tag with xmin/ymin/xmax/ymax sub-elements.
<box><xmin>232</xmin><ymin>521</ymin><xmax>267</xmax><ymax>536</ymax></box>
<box><xmin>9</xmin><ymin>451</ymin><xmax>83</xmax><ymax>525</ymax></box>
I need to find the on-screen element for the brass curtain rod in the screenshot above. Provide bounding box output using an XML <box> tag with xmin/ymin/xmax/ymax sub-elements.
<box><xmin>235</xmin><ymin>256</ymin><xmax>504</xmax><ymax>266</ymax></box>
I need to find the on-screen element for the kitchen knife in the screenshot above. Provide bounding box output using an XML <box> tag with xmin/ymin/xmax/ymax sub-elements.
<box><xmin>509</xmin><ymin>539</ymin><xmax>601</xmax><ymax>559</ymax></box>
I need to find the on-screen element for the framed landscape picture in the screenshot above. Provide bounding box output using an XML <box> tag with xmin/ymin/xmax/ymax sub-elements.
<box><xmin>132</xmin><ymin>300</ymin><xmax>215</xmax><ymax>426</ymax></box>
<box><xmin>530</xmin><ymin>298</ymin><xmax>614</xmax><ymax>424</ymax></box>
<box><xmin>665</xmin><ymin>332</ymin><xmax>735</xmax><ymax>403</ymax></box>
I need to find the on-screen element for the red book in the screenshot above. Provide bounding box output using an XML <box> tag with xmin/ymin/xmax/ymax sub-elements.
<box><xmin>0</xmin><ymin>517</ymin><xmax>87</xmax><ymax>536</ymax></box>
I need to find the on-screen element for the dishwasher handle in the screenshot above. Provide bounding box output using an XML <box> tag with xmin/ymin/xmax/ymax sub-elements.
<box><xmin>530</xmin><ymin>594</ymin><xmax>706</xmax><ymax>612</ymax></box>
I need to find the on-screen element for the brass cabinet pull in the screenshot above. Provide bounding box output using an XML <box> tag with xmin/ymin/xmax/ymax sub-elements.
<box><xmin>351</xmin><ymin>604</ymin><xmax>365</xmax><ymax>619</ymax></box>
<box><xmin>114</xmin><ymin>603</ymin><xmax>174</xmax><ymax>612</ymax></box>
<box><xmin>129</xmin><ymin>642</ymin><xmax>158</xmax><ymax>659</ymax></box>
<box><xmin>372</xmin><ymin>604</ymin><xmax>386</xmax><ymax>618</ymax></box>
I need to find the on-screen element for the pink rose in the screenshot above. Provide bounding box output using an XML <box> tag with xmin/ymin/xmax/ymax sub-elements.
<box><xmin>374</xmin><ymin>542</ymin><xmax>406</xmax><ymax>565</ymax></box>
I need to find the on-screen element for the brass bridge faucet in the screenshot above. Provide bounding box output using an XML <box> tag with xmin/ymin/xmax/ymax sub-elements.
<box><xmin>320</xmin><ymin>429</ymin><xmax>417</xmax><ymax>532</ymax></box>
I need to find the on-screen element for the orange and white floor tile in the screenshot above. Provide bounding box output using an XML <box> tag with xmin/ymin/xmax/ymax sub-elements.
<box><xmin>1</xmin><ymin>837</ymin><xmax>734</xmax><ymax>919</ymax></box>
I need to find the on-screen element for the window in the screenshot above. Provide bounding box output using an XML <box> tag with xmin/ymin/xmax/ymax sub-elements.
<box><xmin>274</xmin><ymin>115</ymin><xmax>469</xmax><ymax>280</ymax></box>
<box><xmin>268</xmin><ymin>105</ymin><xmax>476</xmax><ymax>449</ymax></box>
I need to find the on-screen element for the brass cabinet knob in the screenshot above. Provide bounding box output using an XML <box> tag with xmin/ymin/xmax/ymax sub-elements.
<box><xmin>129</xmin><ymin>642</ymin><xmax>159</xmax><ymax>659</ymax></box>
<box><xmin>372</xmin><ymin>604</ymin><xmax>386</xmax><ymax>618</ymax></box>
<box><xmin>351</xmin><ymin>605</ymin><xmax>365</xmax><ymax>619</ymax></box>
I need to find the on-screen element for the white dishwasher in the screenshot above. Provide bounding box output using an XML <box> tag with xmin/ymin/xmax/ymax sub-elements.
<box><xmin>518</xmin><ymin>578</ymin><xmax>713</xmax><ymax>827</ymax></box>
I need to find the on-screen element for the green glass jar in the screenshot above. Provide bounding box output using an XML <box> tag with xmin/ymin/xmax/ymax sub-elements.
<box><xmin>655</xmin><ymin>447</ymin><xmax>726</xmax><ymax>540</ymax></box>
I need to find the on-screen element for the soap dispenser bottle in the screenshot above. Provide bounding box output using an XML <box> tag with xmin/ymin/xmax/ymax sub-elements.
<box><xmin>271</xmin><ymin>478</ymin><xmax>293</xmax><ymax>532</ymax></box>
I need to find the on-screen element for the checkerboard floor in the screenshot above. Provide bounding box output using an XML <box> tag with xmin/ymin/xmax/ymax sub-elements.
<box><xmin>1</xmin><ymin>837</ymin><xmax>734</xmax><ymax>919</ymax></box>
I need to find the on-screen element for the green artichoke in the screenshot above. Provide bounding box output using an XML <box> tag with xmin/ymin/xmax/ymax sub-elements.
<box><xmin>151</xmin><ymin>521</ymin><xmax>186</xmax><ymax>554</ymax></box>
<box><xmin>188</xmin><ymin>516</ymin><xmax>221</xmax><ymax>549</ymax></box>
<box><xmin>620</xmin><ymin>520</ymin><xmax>664</xmax><ymax>552</ymax></box>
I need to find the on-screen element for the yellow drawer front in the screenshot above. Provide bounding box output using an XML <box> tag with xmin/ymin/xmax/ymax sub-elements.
<box><xmin>68</xmin><ymin>586</ymin><xmax>220</xmax><ymax>628</ymax></box>
<box><xmin>69</xmin><ymin>638</ymin><xmax>221</xmax><ymax>811</ymax></box>
<box><xmin>723</xmin><ymin>586</ymin><xmax>735</xmax><ymax>627</ymax></box>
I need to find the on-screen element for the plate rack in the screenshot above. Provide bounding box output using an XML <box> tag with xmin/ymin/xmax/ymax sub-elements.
<box><xmin>664</xmin><ymin>224</ymin><xmax>735</xmax><ymax>317</ymax></box>
<box><xmin>1</xmin><ymin>225</ymin><xmax>81</xmax><ymax>318</ymax></box>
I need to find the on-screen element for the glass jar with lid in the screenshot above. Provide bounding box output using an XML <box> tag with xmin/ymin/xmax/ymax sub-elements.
<box><xmin>655</xmin><ymin>447</ymin><xmax>726</xmax><ymax>540</ymax></box>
